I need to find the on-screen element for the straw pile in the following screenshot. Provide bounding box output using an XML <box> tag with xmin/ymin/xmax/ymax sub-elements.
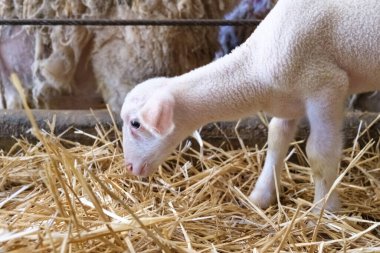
<box><xmin>1</xmin><ymin>79</ymin><xmax>380</xmax><ymax>252</ymax></box>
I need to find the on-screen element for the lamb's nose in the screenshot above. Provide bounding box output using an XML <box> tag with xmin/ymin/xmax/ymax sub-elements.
<box><xmin>126</xmin><ymin>163</ymin><xmax>133</xmax><ymax>172</ymax></box>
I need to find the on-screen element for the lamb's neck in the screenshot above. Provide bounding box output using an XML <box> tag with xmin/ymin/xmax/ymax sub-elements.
<box><xmin>170</xmin><ymin>45</ymin><xmax>267</xmax><ymax>129</ymax></box>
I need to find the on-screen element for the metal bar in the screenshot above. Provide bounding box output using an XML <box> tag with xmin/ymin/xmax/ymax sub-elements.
<box><xmin>0</xmin><ymin>19</ymin><xmax>261</xmax><ymax>27</ymax></box>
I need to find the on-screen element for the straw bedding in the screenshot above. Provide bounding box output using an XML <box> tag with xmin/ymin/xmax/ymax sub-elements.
<box><xmin>1</xmin><ymin>76</ymin><xmax>380</xmax><ymax>252</ymax></box>
<box><xmin>0</xmin><ymin>115</ymin><xmax>379</xmax><ymax>252</ymax></box>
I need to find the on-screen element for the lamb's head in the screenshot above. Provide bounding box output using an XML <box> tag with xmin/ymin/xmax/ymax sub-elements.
<box><xmin>120</xmin><ymin>77</ymin><xmax>187</xmax><ymax>177</ymax></box>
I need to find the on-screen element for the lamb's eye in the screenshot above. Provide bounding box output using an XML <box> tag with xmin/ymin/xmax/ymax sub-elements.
<box><xmin>130</xmin><ymin>120</ymin><xmax>141</xmax><ymax>129</ymax></box>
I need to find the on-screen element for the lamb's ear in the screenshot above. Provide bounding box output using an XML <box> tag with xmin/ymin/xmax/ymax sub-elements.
<box><xmin>138</xmin><ymin>93</ymin><xmax>175</xmax><ymax>137</ymax></box>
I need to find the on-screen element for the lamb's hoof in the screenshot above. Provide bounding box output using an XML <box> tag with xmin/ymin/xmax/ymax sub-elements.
<box><xmin>307</xmin><ymin>199</ymin><xmax>342</xmax><ymax>228</ymax></box>
<box><xmin>312</xmin><ymin>196</ymin><xmax>342</xmax><ymax>214</ymax></box>
<box><xmin>248</xmin><ymin>188</ymin><xmax>276</xmax><ymax>209</ymax></box>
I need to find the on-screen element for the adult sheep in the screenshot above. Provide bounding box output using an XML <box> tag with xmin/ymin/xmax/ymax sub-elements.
<box><xmin>0</xmin><ymin>0</ymin><xmax>233</xmax><ymax>111</ymax></box>
<box><xmin>91</xmin><ymin>0</ymin><xmax>235</xmax><ymax>111</ymax></box>
<box><xmin>0</xmin><ymin>0</ymin><xmax>110</xmax><ymax>109</ymax></box>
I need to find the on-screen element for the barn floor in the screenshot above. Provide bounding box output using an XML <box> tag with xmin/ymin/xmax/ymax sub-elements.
<box><xmin>0</xmin><ymin>111</ymin><xmax>379</xmax><ymax>253</ymax></box>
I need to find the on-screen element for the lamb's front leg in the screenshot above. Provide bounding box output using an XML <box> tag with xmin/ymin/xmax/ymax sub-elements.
<box><xmin>249</xmin><ymin>117</ymin><xmax>299</xmax><ymax>209</ymax></box>
<box><xmin>306</xmin><ymin>99</ymin><xmax>345</xmax><ymax>212</ymax></box>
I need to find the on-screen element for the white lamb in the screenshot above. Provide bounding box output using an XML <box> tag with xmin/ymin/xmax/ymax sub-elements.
<box><xmin>120</xmin><ymin>0</ymin><xmax>380</xmax><ymax>211</ymax></box>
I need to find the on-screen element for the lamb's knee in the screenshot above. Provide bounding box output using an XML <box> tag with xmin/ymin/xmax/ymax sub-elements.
<box><xmin>306</xmin><ymin>140</ymin><xmax>341</xmax><ymax>178</ymax></box>
<box><xmin>268</xmin><ymin>118</ymin><xmax>298</xmax><ymax>158</ymax></box>
<box><xmin>269</xmin><ymin>118</ymin><xmax>297</xmax><ymax>138</ymax></box>
<box><xmin>306</xmin><ymin>132</ymin><xmax>341</xmax><ymax>160</ymax></box>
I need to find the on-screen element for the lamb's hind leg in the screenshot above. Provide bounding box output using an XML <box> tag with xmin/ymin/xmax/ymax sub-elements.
<box><xmin>249</xmin><ymin>117</ymin><xmax>299</xmax><ymax>209</ymax></box>
<box><xmin>306</xmin><ymin>93</ymin><xmax>347</xmax><ymax>212</ymax></box>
